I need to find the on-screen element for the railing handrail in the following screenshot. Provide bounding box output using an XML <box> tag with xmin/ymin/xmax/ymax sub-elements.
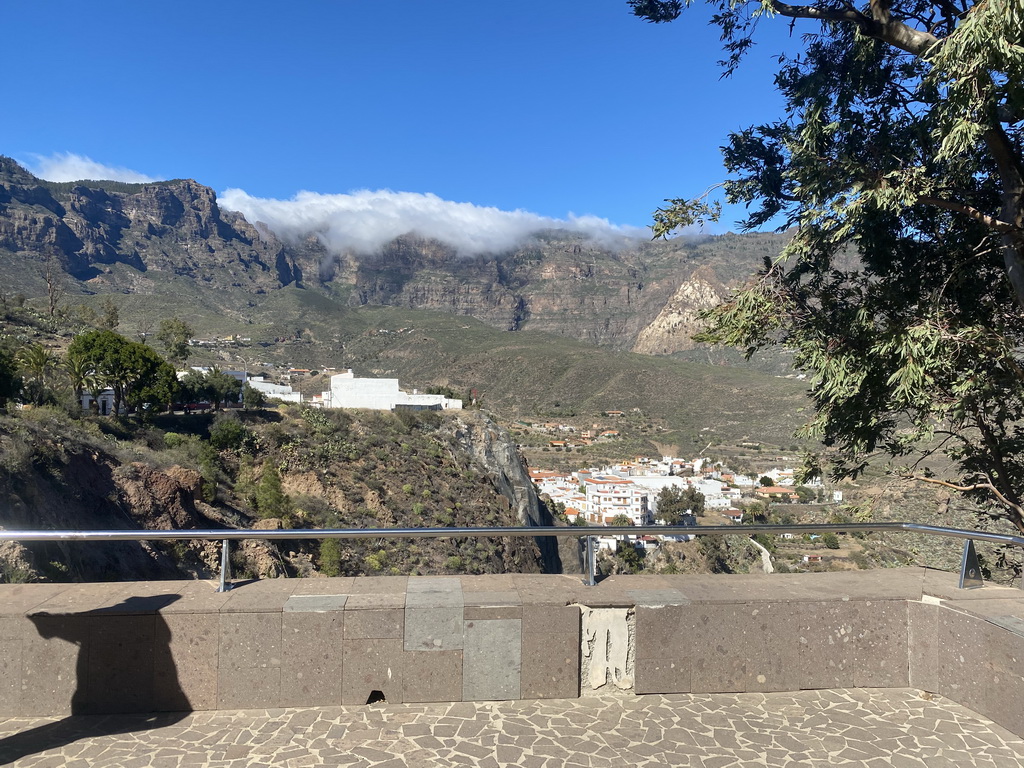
<box><xmin>1</xmin><ymin>521</ymin><xmax>1022</xmax><ymax>547</ymax></box>
<box><xmin>2</xmin><ymin>522</ymin><xmax>1019</xmax><ymax>591</ymax></box>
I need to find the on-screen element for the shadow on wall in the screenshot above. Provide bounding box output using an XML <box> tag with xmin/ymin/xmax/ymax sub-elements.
<box><xmin>0</xmin><ymin>594</ymin><xmax>190</xmax><ymax>764</ymax></box>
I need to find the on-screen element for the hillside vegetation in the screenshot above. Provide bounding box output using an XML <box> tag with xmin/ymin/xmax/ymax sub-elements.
<box><xmin>0</xmin><ymin>403</ymin><xmax>546</xmax><ymax>584</ymax></box>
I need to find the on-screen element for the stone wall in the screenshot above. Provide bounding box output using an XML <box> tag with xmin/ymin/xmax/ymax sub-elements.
<box><xmin>1</xmin><ymin>568</ymin><xmax>1023</xmax><ymax>738</ymax></box>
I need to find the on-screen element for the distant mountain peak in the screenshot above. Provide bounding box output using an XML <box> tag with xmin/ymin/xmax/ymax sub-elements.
<box><xmin>0</xmin><ymin>156</ymin><xmax>38</xmax><ymax>185</ymax></box>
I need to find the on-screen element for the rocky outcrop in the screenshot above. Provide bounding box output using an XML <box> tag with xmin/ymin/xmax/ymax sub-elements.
<box><xmin>447</xmin><ymin>411</ymin><xmax>578</xmax><ymax>574</ymax></box>
<box><xmin>632</xmin><ymin>270</ymin><xmax>724</xmax><ymax>355</ymax></box>
<box><xmin>0</xmin><ymin>410</ymin><xmax>230</xmax><ymax>582</ymax></box>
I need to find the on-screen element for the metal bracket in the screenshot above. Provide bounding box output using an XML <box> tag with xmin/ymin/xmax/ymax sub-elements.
<box><xmin>584</xmin><ymin>536</ymin><xmax>596</xmax><ymax>587</ymax></box>
<box><xmin>958</xmin><ymin>539</ymin><xmax>984</xmax><ymax>589</ymax></box>
<box><xmin>217</xmin><ymin>539</ymin><xmax>233</xmax><ymax>592</ymax></box>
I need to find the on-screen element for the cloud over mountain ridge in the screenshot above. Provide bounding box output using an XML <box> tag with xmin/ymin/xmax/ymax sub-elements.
<box><xmin>218</xmin><ymin>188</ymin><xmax>649</xmax><ymax>257</ymax></box>
<box><xmin>21</xmin><ymin>152</ymin><xmax>650</xmax><ymax>256</ymax></box>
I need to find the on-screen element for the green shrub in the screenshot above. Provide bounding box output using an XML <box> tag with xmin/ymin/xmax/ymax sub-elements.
<box><xmin>209</xmin><ymin>414</ymin><xmax>248</xmax><ymax>451</ymax></box>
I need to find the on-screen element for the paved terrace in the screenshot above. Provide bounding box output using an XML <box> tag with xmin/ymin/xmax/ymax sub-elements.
<box><xmin>3</xmin><ymin>568</ymin><xmax>1024</xmax><ymax>765</ymax></box>
<box><xmin>3</xmin><ymin>688</ymin><xmax>1024</xmax><ymax>767</ymax></box>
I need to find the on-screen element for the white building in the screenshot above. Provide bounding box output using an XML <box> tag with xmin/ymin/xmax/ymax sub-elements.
<box><xmin>246</xmin><ymin>376</ymin><xmax>302</xmax><ymax>403</ymax></box>
<box><xmin>80</xmin><ymin>389</ymin><xmax>121</xmax><ymax>416</ymax></box>
<box><xmin>583</xmin><ymin>476</ymin><xmax>652</xmax><ymax>526</ymax></box>
<box><xmin>327</xmin><ymin>370</ymin><xmax>462</xmax><ymax>411</ymax></box>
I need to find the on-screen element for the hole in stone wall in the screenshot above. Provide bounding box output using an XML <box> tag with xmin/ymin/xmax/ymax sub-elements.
<box><xmin>366</xmin><ymin>690</ymin><xmax>386</xmax><ymax>704</ymax></box>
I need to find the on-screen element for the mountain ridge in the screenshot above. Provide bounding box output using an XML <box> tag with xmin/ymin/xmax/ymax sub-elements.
<box><xmin>0</xmin><ymin>156</ymin><xmax>788</xmax><ymax>355</ymax></box>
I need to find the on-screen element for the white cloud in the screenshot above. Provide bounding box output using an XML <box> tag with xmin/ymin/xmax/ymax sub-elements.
<box><xmin>218</xmin><ymin>187</ymin><xmax>649</xmax><ymax>257</ymax></box>
<box><xmin>24</xmin><ymin>152</ymin><xmax>159</xmax><ymax>183</ymax></box>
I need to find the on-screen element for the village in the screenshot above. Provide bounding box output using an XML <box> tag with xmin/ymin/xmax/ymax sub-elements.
<box><xmin>529</xmin><ymin>454</ymin><xmax>844</xmax><ymax>563</ymax></box>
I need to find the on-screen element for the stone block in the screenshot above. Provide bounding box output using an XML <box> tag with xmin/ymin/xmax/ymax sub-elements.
<box><xmin>404</xmin><ymin>650</ymin><xmax>463</xmax><ymax>703</ymax></box>
<box><xmin>635</xmin><ymin>605</ymin><xmax>687</xmax><ymax>660</ymax></box>
<box><xmin>219</xmin><ymin>612</ymin><xmax>282</xmax><ymax>669</ymax></box>
<box><xmin>0</xmin><ymin>630</ymin><xmax>23</xmax><ymax>715</ymax></box>
<box><xmin>218</xmin><ymin>666</ymin><xmax>282</xmax><ymax>709</ymax></box>
<box><xmin>345</xmin><ymin>592</ymin><xmax>406</xmax><ymax>609</ymax></box>
<box><xmin>280</xmin><ymin>663</ymin><xmax>345</xmax><ymax>708</ymax></box>
<box><xmin>635</xmin><ymin>657</ymin><xmax>689</xmax><ymax>695</ymax></box>
<box><xmin>284</xmin><ymin>594</ymin><xmax>348</xmax><ymax>612</ymax></box>
<box><xmin>19</xmin><ymin>614</ymin><xmax>91</xmax><ymax>716</ymax></box>
<box><xmin>853</xmin><ymin>600</ymin><xmax>909</xmax><ymax>688</ymax></box>
<box><xmin>908</xmin><ymin>601</ymin><xmax>939</xmax><ymax>692</ymax></box>
<box><xmin>343</xmin><ymin>638</ymin><xmax>404</xmax><ymax>705</ymax></box>
<box><xmin>219</xmin><ymin>579</ymin><xmax>296</xmax><ymax>613</ymax></box>
<box><xmin>933</xmin><ymin>607</ymin><xmax>982</xmax><ymax>712</ymax></box>
<box><xmin>290</xmin><ymin>577</ymin><xmax>355</xmax><ymax>595</ymax></box>
<box><xmin>282</xmin><ymin>610</ymin><xmax>344</xmax><ymax>667</ymax></box>
<box><xmin>405</xmin><ymin>606</ymin><xmax>464</xmax><ymax>651</ymax></box>
<box><xmin>791</xmin><ymin>602</ymin><xmax>857</xmax><ymax>690</ymax></box>
<box><xmin>280</xmin><ymin>610</ymin><xmax>344</xmax><ymax>707</ymax></box>
<box><xmin>84</xmin><ymin>615</ymin><xmax>156</xmax><ymax>713</ymax></box>
<box><xmin>346</xmin><ymin>576</ymin><xmax>408</xmax><ymax>594</ymax></box>
<box><xmin>344</xmin><ymin>608</ymin><xmax>404</xmax><ymax>639</ymax></box>
<box><xmin>523</xmin><ymin>604</ymin><xmax>579</xmax><ymax>637</ymax></box>
<box><xmin>463</xmin><ymin>589</ymin><xmax>520</xmax><ymax>619</ymax></box>
<box><xmin>521</xmin><ymin>628</ymin><xmax>579</xmax><ymax>699</ymax></box>
<box><xmin>463</xmin><ymin>590</ymin><xmax>520</xmax><ymax>606</ymax></box>
<box><xmin>627</xmin><ymin>589</ymin><xmax>689</xmax><ymax>607</ymax></box>
<box><xmin>0</xmin><ymin>584</ymin><xmax>68</xmax><ymax>617</ymax></box>
<box><xmin>464</xmin><ymin>605</ymin><xmax>522</xmax><ymax>620</ymax></box>
<box><xmin>979</xmin><ymin>620</ymin><xmax>1024</xmax><ymax>736</ymax></box>
<box><xmin>153</xmin><ymin>612</ymin><xmax>219</xmax><ymax>711</ymax></box>
<box><xmin>407</xmin><ymin>576</ymin><xmax>463</xmax><ymax>595</ymax></box>
<box><xmin>688</xmin><ymin>603</ymin><xmax>797</xmax><ymax>693</ymax></box>
<box><xmin>463</xmin><ymin>619</ymin><xmax>521</xmax><ymax>701</ymax></box>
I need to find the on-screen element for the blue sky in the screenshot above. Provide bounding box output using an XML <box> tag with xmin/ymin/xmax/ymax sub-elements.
<box><xmin>3</xmin><ymin>1</ymin><xmax>800</xmax><ymax>246</ymax></box>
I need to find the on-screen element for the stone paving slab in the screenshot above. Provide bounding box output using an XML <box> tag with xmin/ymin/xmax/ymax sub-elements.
<box><xmin>2</xmin><ymin>688</ymin><xmax>1023</xmax><ymax>767</ymax></box>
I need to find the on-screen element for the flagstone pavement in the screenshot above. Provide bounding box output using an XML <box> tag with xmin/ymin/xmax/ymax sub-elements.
<box><xmin>2</xmin><ymin>688</ymin><xmax>1023</xmax><ymax>767</ymax></box>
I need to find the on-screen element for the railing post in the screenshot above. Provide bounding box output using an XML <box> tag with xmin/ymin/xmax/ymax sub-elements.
<box><xmin>959</xmin><ymin>539</ymin><xmax>984</xmax><ymax>589</ymax></box>
<box><xmin>217</xmin><ymin>539</ymin><xmax>233</xmax><ymax>592</ymax></box>
<box><xmin>584</xmin><ymin>535</ymin><xmax>596</xmax><ymax>587</ymax></box>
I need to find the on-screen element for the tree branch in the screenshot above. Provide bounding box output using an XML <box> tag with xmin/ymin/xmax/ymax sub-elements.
<box><xmin>769</xmin><ymin>1</ymin><xmax>866</xmax><ymax>26</ymax></box>
<box><xmin>770</xmin><ymin>0</ymin><xmax>940</xmax><ymax>55</ymax></box>
<box><xmin>917</xmin><ymin>196</ymin><xmax>1020</xmax><ymax>234</ymax></box>
<box><xmin>906</xmin><ymin>473</ymin><xmax>1024</xmax><ymax>529</ymax></box>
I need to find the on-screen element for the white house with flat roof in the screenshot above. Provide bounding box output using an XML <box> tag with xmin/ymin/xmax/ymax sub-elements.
<box><xmin>326</xmin><ymin>370</ymin><xmax>462</xmax><ymax>411</ymax></box>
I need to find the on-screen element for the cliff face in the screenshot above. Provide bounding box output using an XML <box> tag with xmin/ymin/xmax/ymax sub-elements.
<box><xmin>0</xmin><ymin>157</ymin><xmax>304</xmax><ymax>295</ymax></box>
<box><xmin>0</xmin><ymin>406</ymin><xmax>552</xmax><ymax>583</ymax></box>
<box><xmin>0</xmin><ymin>156</ymin><xmax>789</xmax><ymax>354</ymax></box>
<box><xmin>446</xmin><ymin>411</ymin><xmax>577</xmax><ymax>574</ymax></box>
<box><xmin>339</xmin><ymin>234</ymin><xmax>721</xmax><ymax>348</ymax></box>
<box><xmin>632</xmin><ymin>268</ymin><xmax>724</xmax><ymax>355</ymax></box>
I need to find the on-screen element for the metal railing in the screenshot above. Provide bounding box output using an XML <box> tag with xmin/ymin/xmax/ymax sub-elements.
<box><xmin>1</xmin><ymin>521</ymin><xmax>1020</xmax><ymax>592</ymax></box>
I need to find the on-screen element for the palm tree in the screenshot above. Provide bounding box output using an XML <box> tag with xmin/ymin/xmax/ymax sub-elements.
<box><xmin>16</xmin><ymin>343</ymin><xmax>59</xmax><ymax>405</ymax></box>
<box><xmin>63</xmin><ymin>354</ymin><xmax>98</xmax><ymax>410</ymax></box>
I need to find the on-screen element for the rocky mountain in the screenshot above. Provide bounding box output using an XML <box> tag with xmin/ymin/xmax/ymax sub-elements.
<box><xmin>0</xmin><ymin>156</ymin><xmax>305</xmax><ymax>295</ymax></box>
<box><xmin>0</xmin><ymin>156</ymin><xmax>789</xmax><ymax>355</ymax></box>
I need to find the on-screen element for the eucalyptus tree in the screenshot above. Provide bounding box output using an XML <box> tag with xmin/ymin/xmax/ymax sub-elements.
<box><xmin>67</xmin><ymin>330</ymin><xmax>177</xmax><ymax>416</ymax></box>
<box><xmin>629</xmin><ymin>1</ymin><xmax>1024</xmax><ymax>531</ymax></box>
<box><xmin>156</xmin><ymin>317</ymin><xmax>194</xmax><ymax>366</ymax></box>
